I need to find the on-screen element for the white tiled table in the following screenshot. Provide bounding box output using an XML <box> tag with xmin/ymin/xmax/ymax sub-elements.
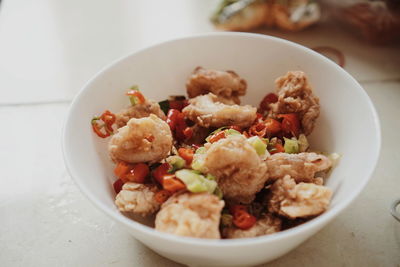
<box><xmin>1</xmin><ymin>1</ymin><xmax>399</xmax><ymax>266</ymax></box>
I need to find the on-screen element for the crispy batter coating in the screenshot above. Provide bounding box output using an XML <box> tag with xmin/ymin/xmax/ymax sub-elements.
<box><xmin>268</xmin><ymin>175</ymin><xmax>332</xmax><ymax>219</ymax></box>
<box><xmin>223</xmin><ymin>214</ymin><xmax>282</xmax><ymax>239</ymax></box>
<box><xmin>155</xmin><ymin>192</ymin><xmax>224</xmax><ymax>239</ymax></box>
<box><xmin>203</xmin><ymin>135</ymin><xmax>269</xmax><ymax>204</ymax></box>
<box><xmin>115</xmin><ymin>182</ymin><xmax>160</xmax><ymax>216</ymax></box>
<box><xmin>186</xmin><ymin>67</ymin><xmax>247</xmax><ymax>104</ymax></box>
<box><xmin>266</xmin><ymin>152</ymin><xmax>331</xmax><ymax>183</ymax></box>
<box><xmin>115</xmin><ymin>97</ymin><xmax>166</xmax><ymax>128</ymax></box>
<box><xmin>270</xmin><ymin>71</ymin><xmax>320</xmax><ymax>135</ymax></box>
<box><xmin>182</xmin><ymin>93</ymin><xmax>257</xmax><ymax>128</ymax></box>
<box><xmin>108</xmin><ymin>114</ymin><xmax>172</xmax><ymax>163</ymax></box>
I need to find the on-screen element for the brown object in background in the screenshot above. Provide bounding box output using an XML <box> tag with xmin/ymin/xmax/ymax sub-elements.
<box><xmin>334</xmin><ymin>0</ymin><xmax>400</xmax><ymax>44</ymax></box>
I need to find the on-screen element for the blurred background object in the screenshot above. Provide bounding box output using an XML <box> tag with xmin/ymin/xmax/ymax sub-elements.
<box><xmin>212</xmin><ymin>0</ymin><xmax>321</xmax><ymax>32</ymax></box>
<box><xmin>211</xmin><ymin>0</ymin><xmax>400</xmax><ymax>44</ymax></box>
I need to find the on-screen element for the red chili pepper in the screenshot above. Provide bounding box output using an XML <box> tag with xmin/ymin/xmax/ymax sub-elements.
<box><xmin>100</xmin><ymin>110</ymin><xmax>116</xmax><ymax>132</ymax></box>
<box><xmin>91</xmin><ymin>123</ymin><xmax>110</xmax><ymax>138</ymax></box>
<box><xmin>113</xmin><ymin>179</ymin><xmax>125</xmax><ymax>194</ymax></box>
<box><xmin>183</xmin><ymin>127</ymin><xmax>193</xmax><ymax>140</ymax></box>
<box><xmin>278</xmin><ymin>113</ymin><xmax>300</xmax><ymax>137</ymax></box>
<box><xmin>270</xmin><ymin>143</ymin><xmax>285</xmax><ymax>154</ymax></box>
<box><xmin>255</xmin><ymin>113</ymin><xmax>264</xmax><ymax>123</ymax></box>
<box><xmin>249</xmin><ymin>123</ymin><xmax>267</xmax><ymax>137</ymax></box>
<box><xmin>114</xmin><ymin>161</ymin><xmax>131</xmax><ymax>180</ymax></box>
<box><xmin>91</xmin><ymin>110</ymin><xmax>116</xmax><ymax>138</ymax></box>
<box><xmin>169</xmin><ymin>100</ymin><xmax>185</xmax><ymax>111</ymax></box>
<box><xmin>233</xmin><ymin>210</ymin><xmax>257</xmax><ymax>230</ymax></box>
<box><xmin>126</xmin><ymin>90</ymin><xmax>145</xmax><ymax>104</ymax></box>
<box><xmin>229</xmin><ymin>205</ymin><xmax>248</xmax><ymax>217</ymax></box>
<box><xmin>178</xmin><ymin>147</ymin><xmax>194</xmax><ymax>165</ymax></box>
<box><xmin>209</xmin><ymin>131</ymin><xmax>226</xmax><ymax>143</ymax></box>
<box><xmin>175</xmin><ymin>113</ymin><xmax>187</xmax><ymax>141</ymax></box>
<box><xmin>264</xmin><ymin>118</ymin><xmax>282</xmax><ymax>136</ymax></box>
<box><xmin>259</xmin><ymin>93</ymin><xmax>278</xmax><ymax>111</ymax></box>
<box><xmin>163</xmin><ymin>175</ymin><xmax>186</xmax><ymax>192</ymax></box>
<box><xmin>154</xmin><ymin>189</ymin><xmax>171</xmax><ymax>204</ymax></box>
<box><xmin>152</xmin><ymin>163</ymin><xmax>171</xmax><ymax>185</ymax></box>
<box><xmin>166</xmin><ymin>109</ymin><xmax>180</xmax><ymax>131</ymax></box>
<box><xmin>123</xmin><ymin>163</ymin><xmax>149</xmax><ymax>183</ymax></box>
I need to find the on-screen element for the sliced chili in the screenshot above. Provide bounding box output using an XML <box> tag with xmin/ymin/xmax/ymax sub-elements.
<box><xmin>163</xmin><ymin>175</ymin><xmax>186</xmax><ymax>192</ymax></box>
<box><xmin>208</xmin><ymin>131</ymin><xmax>226</xmax><ymax>143</ymax></box>
<box><xmin>233</xmin><ymin>210</ymin><xmax>257</xmax><ymax>230</ymax></box>
<box><xmin>278</xmin><ymin>113</ymin><xmax>300</xmax><ymax>138</ymax></box>
<box><xmin>113</xmin><ymin>179</ymin><xmax>125</xmax><ymax>194</ymax></box>
<box><xmin>154</xmin><ymin>189</ymin><xmax>171</xmax><ymax>204</ymax></box>
<box><xmin>152</xmin><ymin>163</ymin><xmax>171</xmax><ymax>184</ymax></box>
<box><xmin>123</xmin><ymin>163</ymin><xmax>149</xmax><ymax>183</ymax></box>
<box><xmin>178</xmin><ymin>147</ymin><xmax>194</xmax><ymax>165</ymax></box>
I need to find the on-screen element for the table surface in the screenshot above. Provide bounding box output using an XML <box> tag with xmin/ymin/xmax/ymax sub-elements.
<box><xmin>1</xmin><ymin>0</ymin><xmax>400</xmax><ymax>266</ymax></box>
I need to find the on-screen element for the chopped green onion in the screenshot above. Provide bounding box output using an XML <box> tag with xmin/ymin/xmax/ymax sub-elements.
<box><xmin>225</xmin><ymin>129</ymin><xmax>241</xmax><ymax>136</ymax></box>
<box><xmin>91</xmin><ymin>116</ymin><xmax>100</xmax><ymax>125</ymax></box>
<box><xmin>195</xmin><ymin>147</ymin><xmax>206</xmax><ymax>154</ymax></box>
<box><xmin>158</xmin><ymin>99</ymin><xmax>169</xmax><ymax>115</ymax></box>
<box><xmin>247</xmin><ymin>136</ymin><xmax>267</xmax><ymax>156</ymax></box>
<box><xmin>175</xmin><ymin>169</ymin><xmax>217</xmax><ymax>194</ymax></box>
<box><xmin>191</xmin><ymin>153</ymin><xmax>206</xmax><ymax>172</ymax></box>
<box><xmin>298</xmin><ymin>134</ymin><xmax>309</xmax><ymax>152</ymax></box>
<box><xmin>129</xmin><ymin>96</ymin><xmax>138</xmax><ymax>106</ymax></box>
<box><xmin>205</xmin><ymin>173</ymin><xmax>216</xmax><ymax>181</ymax></box>
<box><xmin>283</xmin><ymin>137</ymin><xmax>299</xmax><ymax>154</ymax></box>
<box><xmin>166</xmin><ymin>155</ymin><xmax>186</xmax><ymax>172</ymax></box>
<box><xmin>130</xmin><ymin>85</ymin><xmax>139</xmax><ymax>91</ymax></box>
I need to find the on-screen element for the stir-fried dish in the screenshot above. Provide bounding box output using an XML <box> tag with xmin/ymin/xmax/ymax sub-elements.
<box><xmin>91</xmin><ymin>68</ymin><xmax>339</xmax><ymax>239</ymax></box>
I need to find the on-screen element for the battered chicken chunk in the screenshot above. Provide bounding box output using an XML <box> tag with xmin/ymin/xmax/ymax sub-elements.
<box><xmin>115</xmin><ymin>182</ymin><xmax>160</xmax><ymax>216</ymax></box>
<box><xmin>223</xmin><ymin>214</ymin><xmax>282</xmax><ymax>239</ymax></box>
<box><xmin>186</xmin><ymin>67</ymin><xmax>247</xmax><ymax>104</ymax></box>
<box><xmin>268</xmin><ymin>175</ymin><xmax>332</xmax><ymax>219</ymax></box>
<box><xmin>203</xmin><ymin>135</ymin><xmax>268</xmax><ymax>204</ymax></box>
<box><xmin>182</xmin><ymin>93</ymin><xmax>257</xmax><ymax>128</ymax></box>
<box><xmin>266</xmin><ymin>152</ymin><xmax>331</xmax><ymax>183</ymax></box>
<box><xmin>270</xmin><ymin>71</ymin><xmax>320</xmax><ymax>135</ymax></box>
<box><xmin>155</xmin><ymin>192</ymin><xmax>224</xmax><ymax>239</ymax></box>
<box><xmin>115</xmin><ymin>97</ymin><xmax>166</xmax><ymax>128</ymax></box>
<box><xmin>108</xmin><ymin>114</ymin><xmax>172</xmax><ymax>163</ymax></box>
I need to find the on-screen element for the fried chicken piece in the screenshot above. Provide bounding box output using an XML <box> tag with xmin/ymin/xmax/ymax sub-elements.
<box><xmin>223</xmin><ymin>214</ymin><xmax>282</xmax><ymax>239</ymax></box>
<box><xmin>203</xmin><ymin>135</ymin><xmax>268</xmax><ymax>204</ymax></box>
<box><xmin>186</xmin><ymin>67</ymin><xmax>247</xmax><ymax>104</ymax></box>
<box><xmin>270</xmin><ymin>71</ymin><xmax>320</xmax><ymax>135</ymax></box>
<box><xmin>108</xmin><ymin>114</ymin><xmax>172</xmax><ymax>163</ymax></box>
<box><xmin>182</xmin><ymin>93</ymin><xmax>256</xmax><ymax>128</ymax></box>
<box><xmin>115</xmin><ymin>97</ymin><xmax>166</xmax><ymax>128</ymax></box>
<box><xmin>266</xmin><ymin>152</ymin><xmax>331</xmax><ymax>183</ymax></box>
<box><xmin>155</xmin><ymin>192</ymin><xmax>224</xmax><ymax>239</ymax></box>
<box><xmin>268</xmin><ymin>175</ymin><xmax>332</xmax><ymax>219</ymax></box>
<box><xmin>115</xmin><ymin>182</ymin><xmax>160</xmax><ymax>216</ymax></box>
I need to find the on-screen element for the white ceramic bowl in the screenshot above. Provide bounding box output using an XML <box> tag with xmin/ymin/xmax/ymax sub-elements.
<box><xmin>62</xmin><ymin>33</ymin><xmax>380</xmax><ymax>266</ymax></box>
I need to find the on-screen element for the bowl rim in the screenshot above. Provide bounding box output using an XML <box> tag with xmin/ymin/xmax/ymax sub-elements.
<box><xmin>62</xmin><ymin>32</ymin><xmax>381</xmax><ymax>247</ymax></box>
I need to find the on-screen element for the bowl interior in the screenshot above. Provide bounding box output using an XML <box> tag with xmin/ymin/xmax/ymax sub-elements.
<box><xmin>63</xmin><ymin>33</ymin><xmax>380</xmax><ymax>244</ymax></box>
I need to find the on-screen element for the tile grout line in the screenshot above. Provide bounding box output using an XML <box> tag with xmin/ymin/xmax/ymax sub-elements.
<box><xmin>0</xmin><ymin>99</ymin><xmax>72</xmax><ymax>107</ymax></box>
